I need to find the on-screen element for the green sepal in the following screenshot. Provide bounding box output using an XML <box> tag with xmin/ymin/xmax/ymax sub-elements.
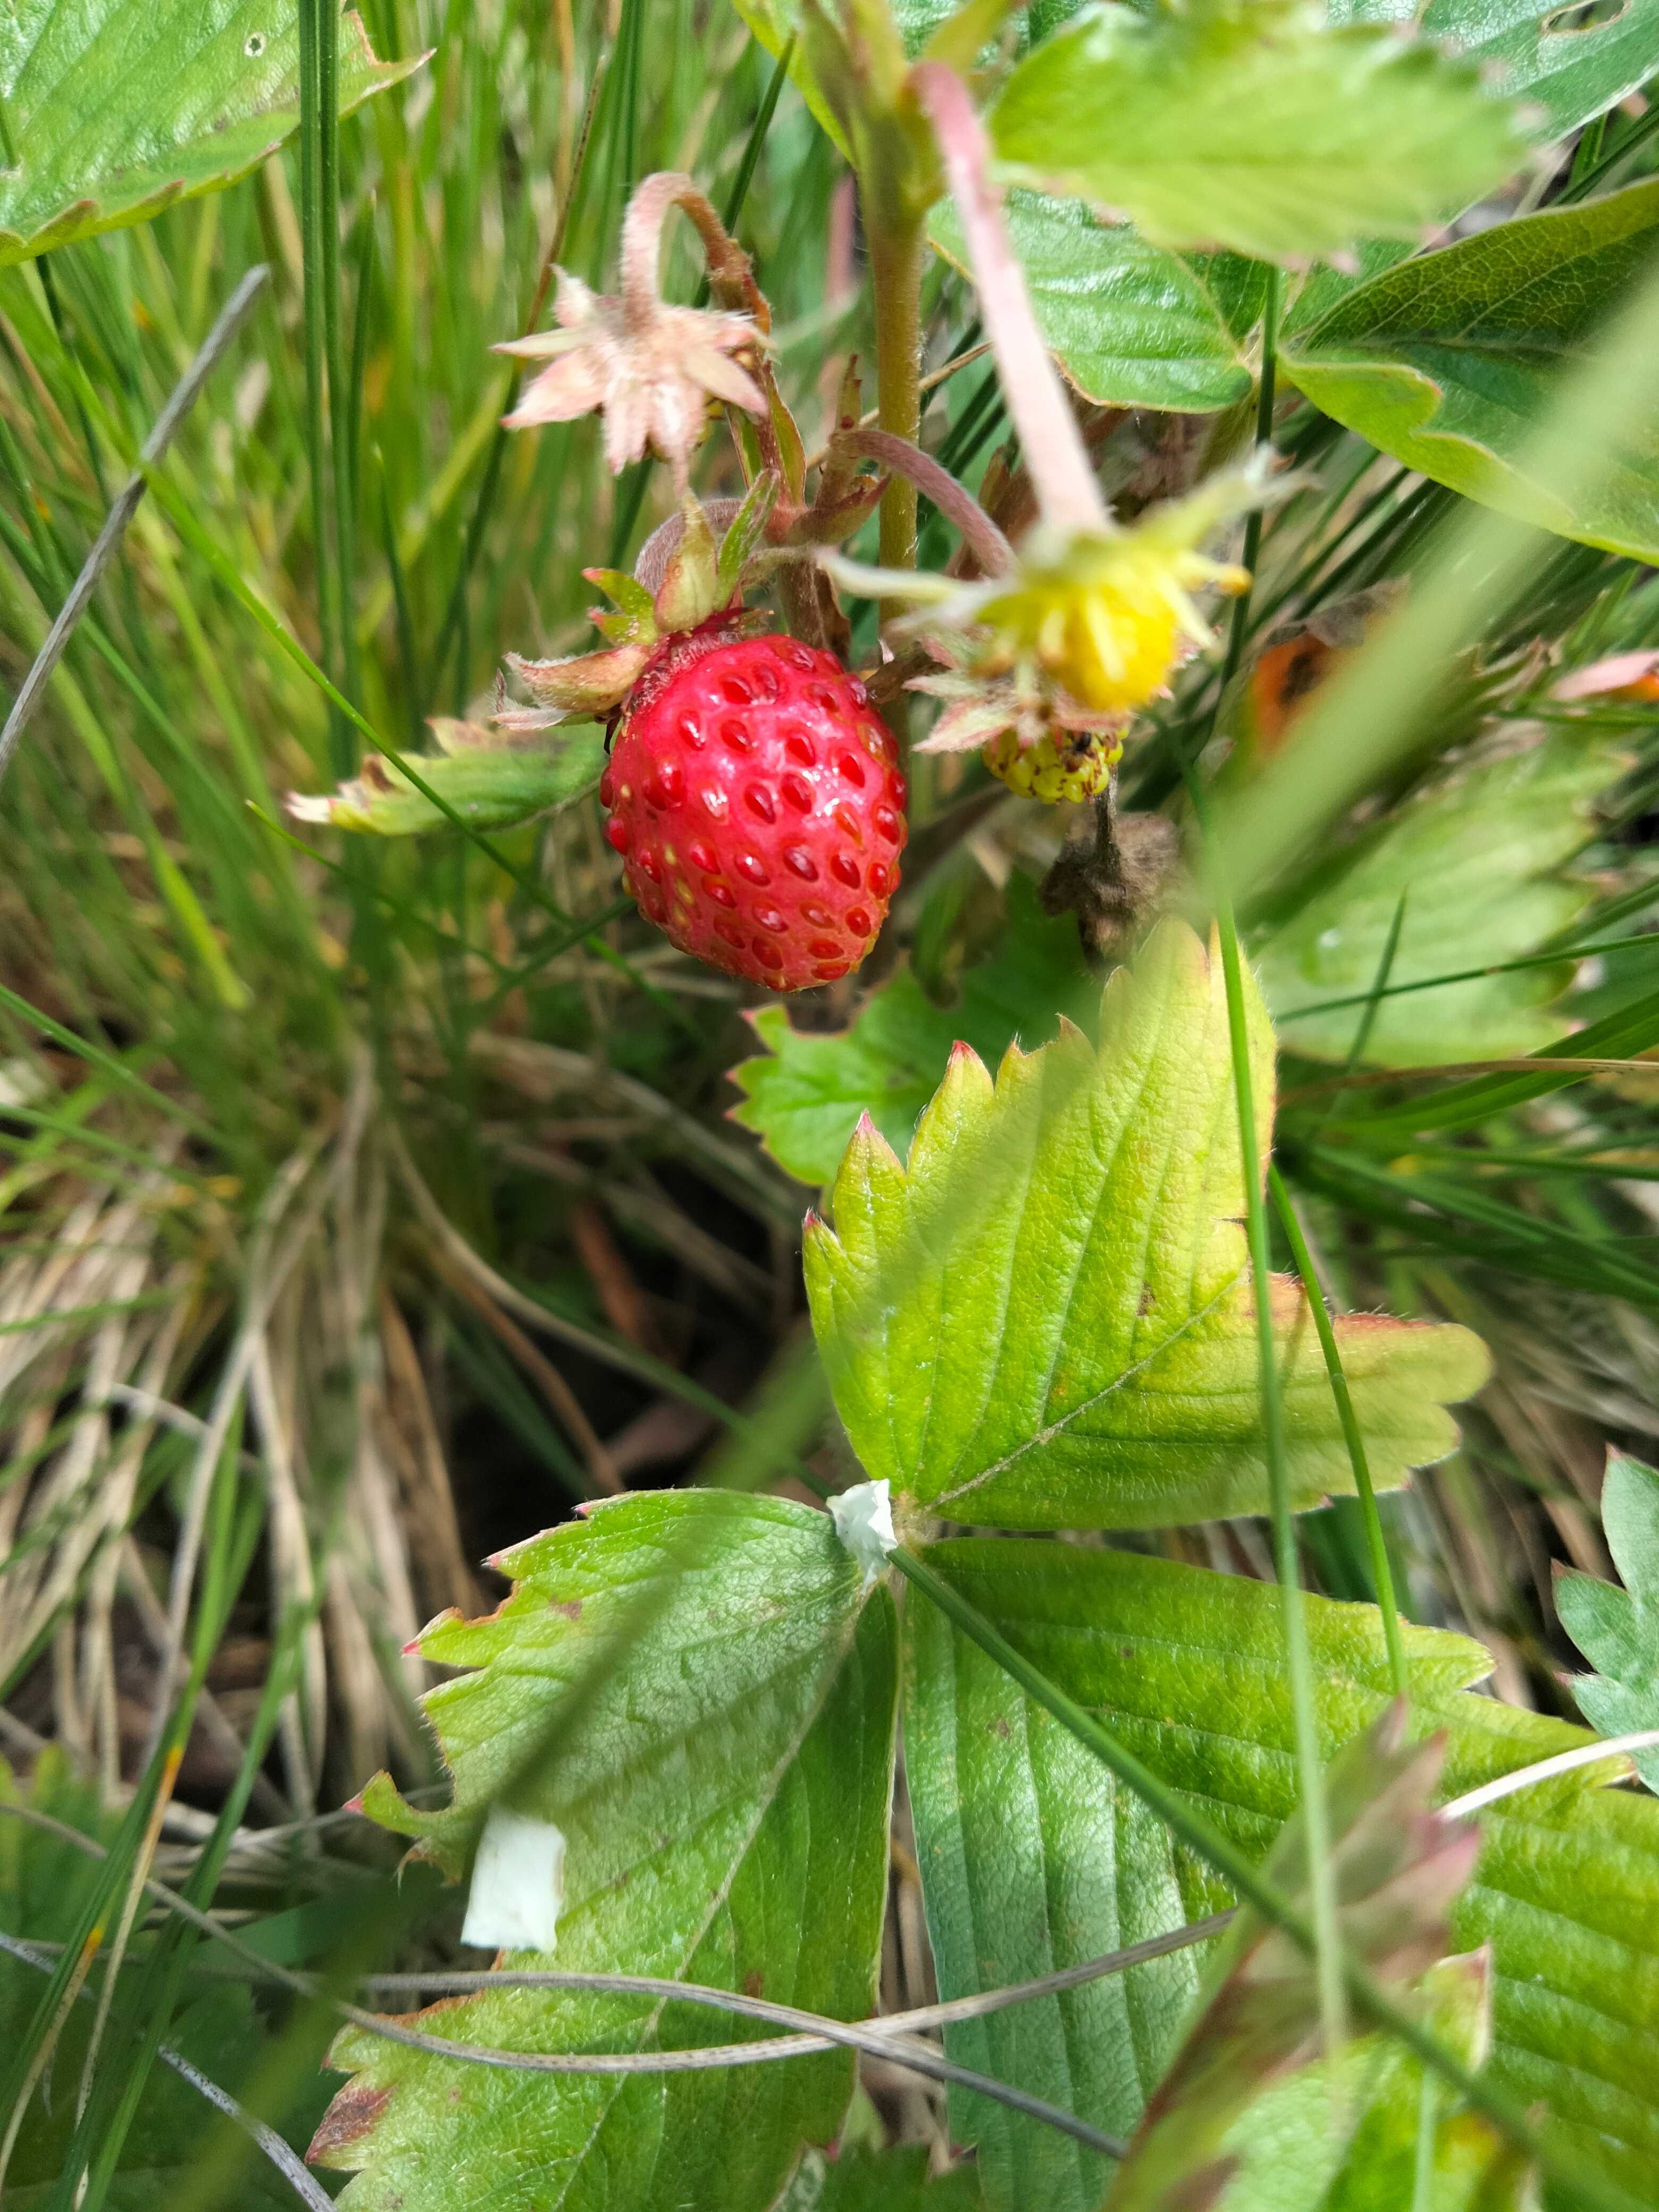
<box><xmin>652</xmin><ymin>497</ymin><xmax>723</xmax><ymax>631</ymax></box>
<box><xmin>718</xmin><ymin>470</ymin><xmax>783</xmax><ymax>604</ymax></box>
<box><xmin>583</xmin><ymin>566</ymin><xmax>658</xmax><ymax>642</ymax></box>
<box><xmin>287</xmin><ymin>731</ymin><xmax>606</xmax><ymax>838</ymax></box>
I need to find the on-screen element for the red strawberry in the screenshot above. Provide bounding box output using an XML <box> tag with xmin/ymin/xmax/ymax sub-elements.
<box><xmin>598</xmin><ymin>624</ymin><xmax>908</xmax><ymax>992</ymax></box>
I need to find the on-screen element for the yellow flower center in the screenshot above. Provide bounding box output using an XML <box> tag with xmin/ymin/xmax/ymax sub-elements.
<box><xmin>977</xmin><ymin>530</ymin><xmax>1246</xmax><ymax>715</ymax></box>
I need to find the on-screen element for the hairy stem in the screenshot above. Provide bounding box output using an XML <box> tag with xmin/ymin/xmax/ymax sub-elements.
<box><xmin>617</xmin><ymin>171</ymin><xmax>769</xmax><ymax>333</ymax></box>
<box><xmin>836</xmin><ymin>427</ymin><xmax>1015</xmax><ymax>575</ymax></box>
<box><xmin>911</xmin><ymin>62</ymin><xmax>1103</xmax><ymax>538</ymax></box>
<box><xmin>868</xmin><ymin>203</ymin><xmax>928</xmax><ymax>583</ymax></box>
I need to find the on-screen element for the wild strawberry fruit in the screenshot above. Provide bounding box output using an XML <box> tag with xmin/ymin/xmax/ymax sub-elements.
<box><xmin>491</xmin><ymin>482</ymin><xmax>904</xmax><ymax>991</ymax></box>
<box><xmin>599</xmin><ymin>625</ymin><xmax>907</xmax><ymax>991</ymax></box>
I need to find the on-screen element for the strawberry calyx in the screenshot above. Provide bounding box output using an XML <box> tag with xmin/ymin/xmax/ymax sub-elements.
<box><xmin>494</xmin><ymin>474</ymin><xmax>781</xmax><ymax>735</ymax></box>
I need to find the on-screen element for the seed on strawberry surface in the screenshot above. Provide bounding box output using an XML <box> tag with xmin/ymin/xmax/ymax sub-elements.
<box><xmin>604</xmin><ymin>627</ymin><xmax>908</xmax><ymax>991</ymax></box>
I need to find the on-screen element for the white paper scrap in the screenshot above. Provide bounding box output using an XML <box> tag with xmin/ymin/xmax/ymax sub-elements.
<box><xmin>461</xmin><ymin>1805</ymin><xmax>567</xmax><ymax>1954</ymax></box>
<box><xmin>828</xmin><ymin>1479</ymin><xmax>896</xmax><ymax>1583</ymax></box>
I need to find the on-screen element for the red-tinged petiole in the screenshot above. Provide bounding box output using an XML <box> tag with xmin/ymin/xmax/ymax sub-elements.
<box><xmin>910</xmin><ymin>62</ymin><xmax>1108</xmax><ymax>541</ymax></box>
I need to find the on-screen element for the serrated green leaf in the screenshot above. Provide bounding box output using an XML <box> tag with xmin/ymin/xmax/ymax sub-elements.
<box><xmin>1105</xmin><ymin>1714</ymin><xmax>1480</xmax><ymax>2212</ymax></box>
<box><xmin>291</xmin><ymin>730</ymin><xmax>606</xmax><ymax>836</ymax></box>
<box><xmin>930</xmin><ymin>191</ymin><xmax>1256</xmax><ymax>413</ymax></box>
<box><xmin>782</xmin><ymin>2142</ymin><xmax>984</xmax><ymax>2212</ymax></box>
<box><xmin>988</xmin><ymin>0</ymin><xmax>1526</xmax><ymax>265</ymax></box>
<box><xmin>729</xmin><ymin>873</ymin><xmax>1095</xmax><ymax>1185</ymax></box>
<box><xmin>1559</xmin><ymin>1453</ymin><xmax>1659</xmax><ymax>1793</ymax></box>
<box><xmin>0</xmin><ymin>5</ymin><xmax>422</xmax><ymax>267</ymax></box>
<box><xmin>1257</xmin><ymin>726</ymin><xmax>1630</xmax><ymax>1066</ymax></box>
<box><xmin>902</xmin><ymin>1605</ymin><xmax>1209</xmax><ymax>2212</ymax></box>
<box><xmin>902</xmin><ymin>1569</ymin><xmax>1497</xmax><ymax>2211</ymax></box>
<box><xmin>1332</xmin><ymin>0</ymin><xmax>1659</xmax><ymax>141</ymax></box>
<box><xmin>312</xmin><ymin>1492</ymin><xmax>898</xmax><ymax>2212</ymax></box>
<box><xmin>1279</xmin><ymin>181</ymin><xmax>1659</xmax><ymax>562</ymax></box>
<box><xmin>906</xmin><ymin>1539</ymin><xmax>1659</xmax><ymax>2201</ymax></box>
<box><xmin>1211</xmin><ymin>1954</ymin><xmax>1537</xmax><ymax>2212</ymax></box>
<box><xmin>806</xmin><ymin>919</ymin><xmax>1489</xmax><ymax>1531</ymax></box>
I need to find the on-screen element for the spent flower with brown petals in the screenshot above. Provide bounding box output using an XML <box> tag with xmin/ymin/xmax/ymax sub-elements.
<box><xmin>498</xmin><ymin>271</ymin><xmax>765</xmax><ymax>477</ymax></box>
<box><xmin>495</xmin><ymin>173</ymin><xmax>770</xmax><ymax>487</ymax></box>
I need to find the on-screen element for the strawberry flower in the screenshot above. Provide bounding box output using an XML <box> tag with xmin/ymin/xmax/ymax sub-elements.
<box><xmin>823</xmin><ymin>66</ymin><xmax>1280</xmax><ymax>789</ymax></box>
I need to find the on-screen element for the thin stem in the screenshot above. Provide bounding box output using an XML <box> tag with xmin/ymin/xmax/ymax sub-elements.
<box><xmin>356</xmin><ymin>1914</ymin><xmax>1235</xmax><ymax>2025</ymax></box>
<box><xmin>1206</xmin><ymin>819</ymin><xmax>1348</xmax><ymax>2073</ymax></box>
<box><xmin>693</xmin><ymin>37</ymin><xmax>795</xmax><ymax>312</ymax></box>
<box><xmin>1185</xmin><ymin>258</ymin><xmax>1347</xmax><ymax>2065</ymax></box>
<box><xmin>0</xmin><ymin>269</ymin><xmax>269</xmax><ymax>792</ymax></box>
<box><xmin>1212</xmin><ymin>267</ymin><xmax>1284</xmax><ymax>712</ymax></box>
<box><xmin>1338</xmin><ymin>889</ymin><xmax>1407</xmax><ymax>1081</ymax></box>
<box><xmin>868</xmin><ymin>204</ymin><xmax>928</xmax><ymax>583</ymax></box>
<box><xmin>1270</xmin><ymin>930</ymin><xmax>1643</xmax><ymax>1023</ymax></box>
<box><xmin>425</xmin><ymin>55</ymin><xmax>608</xmax><ymax>711</ymax></box>
<box><xmin>618</xmin><ymin>172</ymin><xmax>766</xmax><ymax>331</ymax></box>
<box><xmin>910</xmin><ymin>63</ymin><xmax>1103</xmax><ymax>537</ymax></box>
<box><xmin>297</xmin><ymin>0</ymin><xmax>341</xmax><ymax>769</ymax></box>
<box><xmin>319</xmin><ymin>0</ymin><xmax>348</xmax><ymax>720</ymax></box>
<box><xmin>1269</xmin><ymin>1163</ymin><xmax>1410</xmax><ymax>1700</ymax></box>
<box><xmin>835</xmin><ymin>427</ymin><xmax>1014</xmax><ymax>574</ymax></box>
<box><xmin>1561</xmin><ymin>102</ymin><xmax>1659</xmax><ymax>202</ymax></box>
<box><xmin>0</xmin><ymin>1800</ymin><xmax>1126</xmax><ymax>2160</ymax></box>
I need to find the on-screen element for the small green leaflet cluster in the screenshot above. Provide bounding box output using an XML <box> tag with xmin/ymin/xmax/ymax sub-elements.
<box><xmin>320</xmin><ymin>921</ymin><xmax>1659</xmax><ymax>2208</ymax></box>
<box><xmin>730</xmin><ymin>872</ymin><xmax>1096</xmax><ymax>1183</ymax></box>
<box><xmin>1559</xmin><ymin>1453</ymin><xmax>1659</xmax><ymax>1792</ymax></box>
<box><xmin>0</xmin><ymin>3</ymin><xmax>422</xmax><ymax>267</ymax></box>
<box><xmin>986</xmin><ymin>0</ymin><xmax>1524</xmax><ymax>264</ymax></box>
<box><xmin>802</xmin><ymin>921</ymin><xmax>1488</xmax><ymax>1530</ymax></box>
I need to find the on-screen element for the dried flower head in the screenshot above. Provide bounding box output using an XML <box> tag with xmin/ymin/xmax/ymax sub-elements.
<box><xmin>497</xmin><ymin>268</ymin><xmax>766</xmax><ymax>476</ymax></box>
<box><xmin>495</xmin><ymin>173</ymin><xmax>770</xmax><ymax>485</ymax></box>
